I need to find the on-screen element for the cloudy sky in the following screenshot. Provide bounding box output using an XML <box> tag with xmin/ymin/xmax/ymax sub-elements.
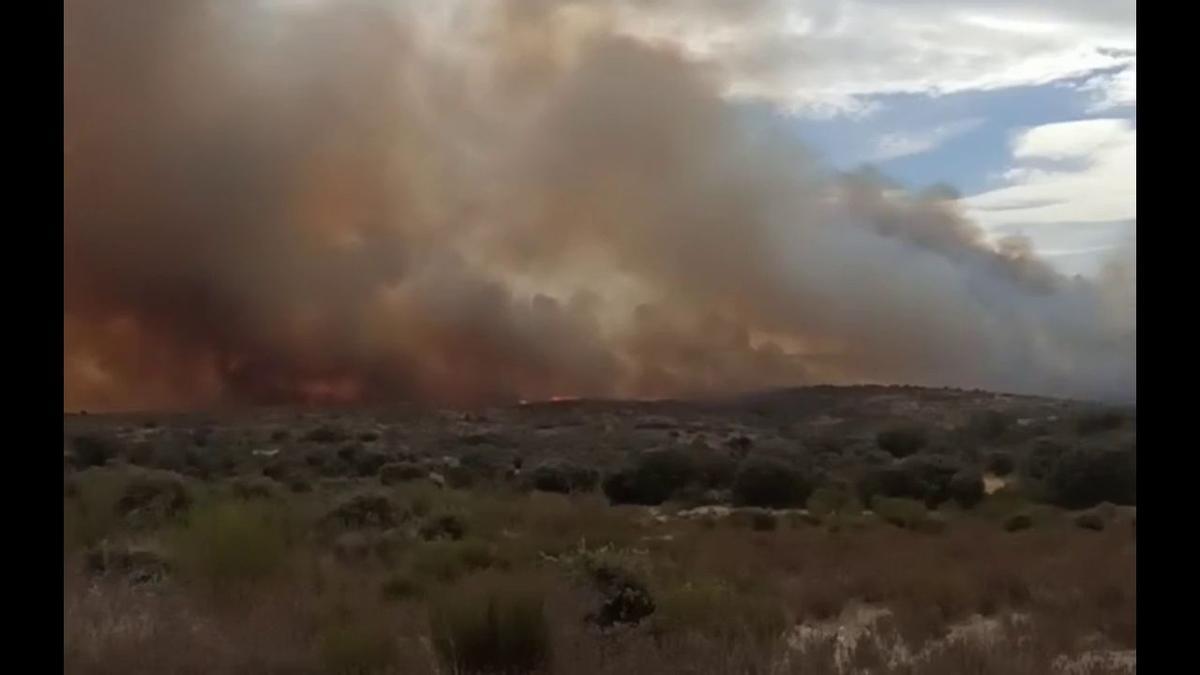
<box><xmin>610</xmin><ymin>0</ymin><xmax>1136</xmax><ymax>278</ymax></box>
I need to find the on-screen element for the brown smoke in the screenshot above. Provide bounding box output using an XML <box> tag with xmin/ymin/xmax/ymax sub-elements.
<box><xmin>64</xmin><ymin>0</ymin><xmax>1135</xmax><ymax>411</ymax></box>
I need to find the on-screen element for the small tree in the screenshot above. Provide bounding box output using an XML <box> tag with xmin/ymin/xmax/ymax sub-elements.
<box><xmin>72</xmin><ymin>434</ymin><xmax>121</xmax><ymax>468</ymax></box>
<box><xmin>602</xmin><ymin>449</ymin><xmax>699</xmax><ymax>506</ymax></box>
<box><xmin>948</xmin><ymin>468</ymin><xmax>985</xmax><ymax>508</ymax></box>
<box><xmin>986</xmin><ymin>451</ymin><xmax>1015</xmax><ymax>477</ymax></box>
<box><xmin>731</xmin><ymin>457</ymin><xmax>812</xmax><ymax>509</ymax></box>
<box><xmin>876</xmin><ymin>425</ymin><xmax>928</xmax><ymax>458</ymax></box>
<box><xmin>1046</xmin><ymin>447</ymin><xmax>1135</xmax><ymax>508</ymax></box>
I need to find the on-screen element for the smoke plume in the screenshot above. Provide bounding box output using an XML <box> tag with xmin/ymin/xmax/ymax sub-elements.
<box><xmin>64</xmin><ymin>0</ymin><xmax>1135</xmax><ymax>411</ymax></box>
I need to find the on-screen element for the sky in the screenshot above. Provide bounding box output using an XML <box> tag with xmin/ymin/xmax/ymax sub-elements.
<box><xmin>608</xmin><ymin>0</ymin><xmax>1136</xmax><ymax>279</ymax></box>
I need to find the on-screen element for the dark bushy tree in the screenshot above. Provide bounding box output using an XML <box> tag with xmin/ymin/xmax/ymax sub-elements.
<box><xmin>876</xmin><ymin>425</ymin><xmax>928</xmax><ymax>458</ymax></box>
<box><xmin>986</xmin><ymin>451</ymin><xmax>1015</xmax><ymax>476</ymax></box>
<box><xmin>1046</xmin><ymin>447</ymin><xmax>1135</xmax><ymax>508</ymax></box>
<box><xmin>72</xmin><ymin>434</ymin><xmax>121</xmax><ymax>468</ymax></box>
<box><xmin>530</xmin><ymin>461</ymin><xmax>599</xmax><ymax>494</ymax></box>
<box><xmin>731</xmin><ymin>457</ymin><xmax>812</xmax><ymax>508</ymax></box>
<box><xmin>948</xmin><ymin>468</ymin><xmax>985</xmax><ymax>508</ymax></box>
<box><xmin>857</xmin><ymin>455</ymin><xmax>964</xmax><ymax>508</ymax></box>
<box><xmin>602</xmin><ymin>448</ymin><xmax>699</xmax><ymax>506</ymax></box>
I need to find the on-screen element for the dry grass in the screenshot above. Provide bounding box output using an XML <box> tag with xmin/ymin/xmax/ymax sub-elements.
<box><xmin>63</xmin><ymin>469</ymin><xmax>1134</xmax><ymax>674</ymax></box>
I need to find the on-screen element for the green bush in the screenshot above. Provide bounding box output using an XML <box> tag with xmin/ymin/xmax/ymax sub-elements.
<box><xmin>731</xmin><ymin>457</ymin><xmax>812</xmax><ymax>508</ymax></box>
<box><xmin>430</xmin><ymin>575</ymin><xmax>551</xmax><ymax>675</ymax></box>
<box><xmin>461</xmin><ymin>449</ymin><xmax>513</xmax><ymax>482</ymax></box>
<box><xmin>379</xmin><ymin>461</ymin><xmax>426</xmax><ymax>485</ymax></box>
<box><xmin>806</xmin><ymin>484</ymin><xmax>862</xmax><ymax>518</ymax></box>
<box><xmin>1046</xmin><ymin>447</ymin><xmax>1135</xmax><ymax>508</ymax></box>
<box><xmin>1022</xmin><ymin>438</ymin><xmax>1068</xmax><ymax>481</ymax></box>
<box><xmin>967</xmin><ymin>411</ymin><xmax>1010</xmax><ymax>440</ymax></box>
<box><xmin>876</xmin><ymin>425</ymin><xmax>928</xmax><ymax>458</ymax></box>
<box><xmin>304</xmin><ymin>425</ymin><xmax>348</xmax><ymax>444</ymax></box>
<box><xmin>602</xmin><ymin>449</ymin><xmax>699</xmax><ymax>506</ymax></box>
<box><xmin>230</xmin><ymin>476</ymin><xmax>279</xmax><ymax>500</ymax></box>
<box><xmin>948</xmin><ymin>469</ymin><xmax>985</xmax><ymax>508</ymax></box>
<box><xmin>72</xmin><ymin>434</ymin><xmax>121</xmax><ymax>468</ymax></box>
<box><xmin>116</xmin><ymin>469</ymin><xmax>193</xmax><ymax>527</ymax></box>
<box><xmin>529</xmin><ymin>461</ymin><xmax>599</xmax><ymax>494</ymax></box>
<box><xmin>584</xmin><ymin>560</ymin><xmax>656</xmax><ymax>628</ymax></box>
<box><xmin>413</xmin><ymin>540</ymin><xmax>504</xmax><ymax>584</ymax></box>
<box><xmin>421</xmin><ymin>513</ymin><xmax>468</xmax><ymax>541</ymax></box>
<box><xmin>1004</xmin><ymin>512</ymin><xmax>1034</xmax><ymax>532</ymax></box>
<box><xmin>871</xmin><ymin>496</ymin><xmax>930</xmax><ymax>530</ymax></box>
<box><xmin>324</xmin><ymin>492</ymin><xmax>398</xmax><ymax>530</ymax></box>
<box><xmin>986</xmin><ymin>451</ymin><xmax>1015</xmax><ymax>476</ymax></box>
<box><xmin>857</xmin><ymin>455</ymin><xmax>962</xmax><ymax>508</ymax></box>
<box><xmin>169</xmin><ymin>500</ymin><xmax>288</xmax><ymax>586</ymax></box>
<box><xmin>353</xmin><ymin>450</ymin><xmax>389</xmax><ymax>477</ymax></box>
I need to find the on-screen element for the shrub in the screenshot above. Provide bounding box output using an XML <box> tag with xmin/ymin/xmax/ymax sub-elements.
<box><xmin>230</xmin><ymin>476</ymin><xmax>279</xmax><ymax>500</ymax></box>
<box><xmin>430</xmin><ymin>575</ymin><xmax>551</xmax><ymax>675</ymax></box>
<box><xmin>421</xmin><ymin>513</ymin><xmax>468</xmax><ymax>541</ymax></box>
<box><xmin>1004</xmin><ymin>512</ymin><xmax>1034</xmax><ymax>532</ymax></box>
<box><xmin>269</xmin><ymin>429</ymin><xmax>290</xmax><ymax>442</ymax></box>
<box><xmin>585</xmin><ymin>562</ymin><xmax>656</xmax><ymax>628</ymax></box>
<box><xmin>967</xmin><ymin>411</ymin><xmax>1010</xmax><ymax>440</ymax></box>
<box><xmin>857</xmin><ymin>455</ymin><xmax>962</xmax><ymax>508</ymax></box>
<box><xmin>1074</xmin><ymin>511</ymin><xmax>1106</xmax><ymax>531</ymax></box>
<box><xmin>876</xmin><ymin>425</ymin><xmax>928</xmax><ymax>458</ymax></box>
<box><xmin>359</xmin><ymin>431</ymin><xmax>380</xmax><ymax>442</ymax></box>
<box><xmin>871</xmin><ymin>496</ymin><xmax>930</xmax><ymax>530</ymax></box>
<box><xmin>353</xmin><ymin>450</ymin><xmax>389</xmax><ymax>477</ymax></box>
<box><xmin>529</xmin><ymin>461</ymin><xmax>598</xmax><ymax>494</ymax></box>
<box><xmin>413</xmin><ymin>540</ymin><xmax>502</xmax><ymax>584</ymax></box>
<box><xmin>1045</xmin><ymin>447</ymin><xmax>1135</xmax><ymax>509</ymax></box>
<box><xmin>1022</xmin><ymin>438</ymin><xmax>1068</xmax><ymax>481</ymax></box>
<box><xmin>731</xmin><ymin>457</ymin><xmax>812</xmax><ymax>508</ymax></box>
<box><xmin>72</xmin><ymin>434</ymin><xmax>121</xmax><ymax>468</ymax></box>
<box><xmin>116</xmin><ymin>470</ymin><xmax>192</xmax><ymax>527</ymax></box>
<box><xmin>379</xmin><ymin>461</ymin><xmax>426</xmax><ymax>485</ymax></box>
<box><xmin>445</xmin><ymin>465</ymin><xmax>477</xmax><ymax>489</ymax></box>
<box><xmin>261</xmin><ymin>459</ymin><xmax>291</xmax><ymax>481</ymax></box>
<box><xmin>948</xmin><ymin>469</ymin><xmax>985</xmax><ymax>508</ymax></box>
<box><xmin>461</xmin><ymin>448</ymin><xmax>512</xmax><ymax>481</ymax></box>
<box><xmin>287</xmin><ymin>477</ymin><xmax>313</xmax><ymax>493</ymax></box>
<box><xmin>693</xmin><ymin>450</ymin><xmax>739</xmax><ymax>489</ymax></box>
<box><xmin>325</xmin><ymin>493</ymin><xmax>398</xmax><ymax>530</ymax></box>
<box><xmin>806</xmin><ymin>484</ymin><xmax>862</xmax><ymax>518</ymax></box>
<box><xmin>318</xmin><ymin>623</ymin><xmax>397</xmax><ymax>675</ymax></box>
<box><xmin>170</xmin><ymin>500</ymin><xmax>288</xmax><ymax>586</ymax></box>
<box><xmin>602</xmin><ymin>449</ymin><xmax>699</xmax><ymax>506</ymax></box>
<box><xmin>304</xmin><ymin>425</ymin><xmax>348</xmax><ymax>444</ymax></box>
<box><xmin>84</xmin><ymin>541</ymin><xmax>171</xmax><ymax>585</ymax></box>
<box><xmin>986</xmin><ymin>451</ymin><xmax>1015</xmax><ymax>476</ymax></box>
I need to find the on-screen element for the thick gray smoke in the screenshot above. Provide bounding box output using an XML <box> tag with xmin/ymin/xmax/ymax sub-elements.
<box><xmin>64</xmin><ymin>0</ymin><xmax>1135</xmax><ymax>411</ymax></box>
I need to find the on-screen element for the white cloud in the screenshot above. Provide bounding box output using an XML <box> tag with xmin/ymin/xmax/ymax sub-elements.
<box><xmin>607</xmin><ymin>0</ymin><xmax>1135</xmax><ymax>117</ymax></box>
<box><xmin>1078</xmin><ymin>64</ymin><xmax>1136</xmax><ymax>111</ymax></box>
<box><xmin>870</xmin><ymin>118</ymin><xmax>984</xmax><ymax>161</ymax></box>
<box><xmin>1011</xmin><ymin>118</ymin><xmax>1130</xmax><ymax>161</ymax></box>
<box><xmin>961</xmin><ymin>117</ymin><xmax>1134</xmax><ymax>277</ymax></box>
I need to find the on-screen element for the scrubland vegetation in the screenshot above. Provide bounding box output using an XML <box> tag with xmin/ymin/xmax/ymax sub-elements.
<box><xmin>64</xmin><ymin>386</ymin><xmax>1135</xmax><ymax>674</ymax></box>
